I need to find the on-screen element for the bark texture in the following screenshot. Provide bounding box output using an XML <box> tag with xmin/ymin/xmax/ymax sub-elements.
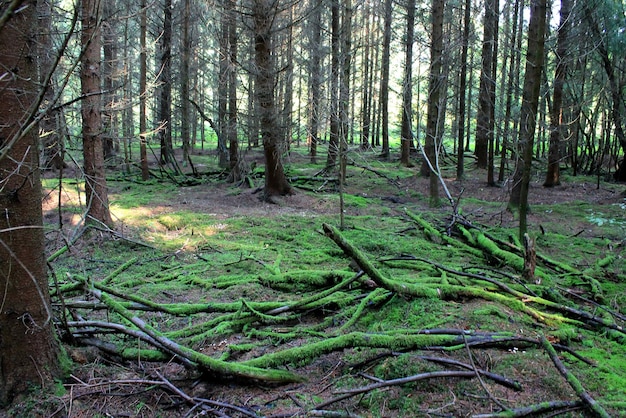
<box><xmin>0</xmin><ymin>0</ymin><xmax>62</xmax><ymax>405</ymax></box>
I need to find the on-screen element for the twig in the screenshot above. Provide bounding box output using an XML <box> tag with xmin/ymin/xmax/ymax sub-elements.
<box><xmin>472</xmin><ymin>400</ymin><xmax>584</xmax><ymax>417</ymax></box>
<box><xmin>540</xmin><ymin>336</ymin><xmax>611</xmax><ymax>418</ymax></box>
<box><xmin>314</xmin><ymin>370</ymin><xmax>476</xmax><ymax>410</ymax></box>
<box><xmin>463</xmin><ymin>334</ymin><xmax>510</xmax><ymax>411</ymax></box>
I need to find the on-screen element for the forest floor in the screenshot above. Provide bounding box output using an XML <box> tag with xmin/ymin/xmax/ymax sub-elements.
<box><xmin>6</xmin><ymin>147</ymin><xmax>626</xmax><ymax>417</ymax></box>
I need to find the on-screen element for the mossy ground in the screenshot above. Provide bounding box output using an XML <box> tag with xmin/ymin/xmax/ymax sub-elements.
<box><xmin>11</xmin><ymin>146</ymin><xmax>626</xmax><ymax>417</ymax></box>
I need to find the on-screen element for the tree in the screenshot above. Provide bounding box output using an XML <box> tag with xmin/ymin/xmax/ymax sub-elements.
<box><xmin>139</xmin><ymin>0</ymin><xmax>150</xmax><ymax>180</ymax></box>
<box><xmin>0</xmin><ymin>1</ymin><xmax>62</xmax><ymax>405</ymax></box>
<box><xmin>379</xmin><ymin>0</ymin><xmax>392</xmax><ymax>159</ymax></box>
<box><xmin>456</xmin><ymin>0</ymin><xmax>471</xmax><ymax>179</ymax></box>
<box><xmin>508</xmin><ymin>0</ymin><xmax>548</xmax><ymax>238</ymax></box>
<box><xmin>157</xmin><ymin>0</ymin><xmax>175</xmax><ymax>168</ymax></box>
<box><xmin>252</xmin><ymin>0</ymin><xmax>293</xmax><ymax>199</ymax></box>
<box><xmin>81</xmin><ymin>0</ymin><xmax>113</xmax><ymax>227</ymax></box>
<box><xmin>400</xmin><ymin>0</ymin><xmax>416</xmax><ymax>167</ymax></box>
<box><xmin>474</xmin><ymin>0</ymin><xmax>497</xmax><ymax>172</ymax></box>
<box><xmin>306</xmin><ymin>0</ymin><xmax>323</xmax><ymax>163</ymax></box>
<box><xmin>421</xmin><ymin>0</ymin><xmax>445</xmax><ymax>205</ymax></box>
<box><xmin>326</xmin><ymin>0</ymin><xmax>341</xmax><ymax>170</ymax></box>
<box><xmin>544</xmin><ymin>0</ymin><xmax>572</xmax><ymax>187</ymax></box>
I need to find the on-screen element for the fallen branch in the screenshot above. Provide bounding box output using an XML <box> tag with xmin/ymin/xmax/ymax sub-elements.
<box><xmin>88</xmin><ymin>286</ymin><xmax>304</xmax><ymax>383</ymax></box>
<box><xmin>314</xmin><ymin>371</ymin><xmax>476</xmax><ymax>410</ymax></box>
<box><xmin>472</xmin><ymin>400</ymin><xmax>584</xmax><ymax>417</ymax></box>
<box><xmin>540</xmin><ymin>336</ymin><xmax>611</xmax><ymax>418</ymax></box>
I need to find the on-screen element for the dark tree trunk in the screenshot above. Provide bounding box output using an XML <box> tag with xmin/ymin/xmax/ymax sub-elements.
<box><xmin>456</xmin><ymin>0</ymin><xmax>471</xmax><ymax>179</ymax></box>
<box><xmin>544</xmin><ymin>0</ymin><xmax>572</xmax><ymax>187</ymax></box>
<box><xmin>379</xmin><ymin>0</ymin><xmax>392</xmax><ymax>159</ymax></box>
<box><xmin>422</xmin><ymin>0</ymin><xmax>445</xmax><ymax>205</ymax></box>
<box><xmin>139</xmin><ymin>0</ymin><xmax>149</xmax><ymax>180</ymax></box>
<box><xmin>181</xmin><ymin>0</ymin><xmax>192</xmax><ymax>165</ymax></box>
<box><xmin>475</xmin><ymin>0</ymin><xmax>497</xmax><ymax>170</ymax></box>
<box><xmin>81</xmin><ymin>0</ymin><xmax>113</xmax><ymax>226</ymax></box>
<box><xmin>227</xmin><ymin>0</ymin><xmax>239</xmax><ymax>182</ymax></box>
<box><xmin>359</xmin><ymin>4</ymin><xmax>372</xmax><ymax>151</ymax></box>
<box><xmin>509</xmin><ymin>0</ymin><xmax>548</xmax><ymax>239</ymax></box>
<box><xmin>158</xmin><ymin>0</ymin><xmax>174</xmax><ymax>168</ymax></box>
<box><xmin>102</xmin><ymin>0</ymin><xmax>117</xmax><ymax>161</ymax></box>
<box><xmin>307</xmin><ymin>0</ymin><xmax>322</xmax><ymax>163</ymax></box>
<box><xmin>0</xmin><ymin>1</ymin><xmax>62</xmax><ymax>405</ymax></box>
<box><xmin>400</xmin><ymin>0</ymin><xmax>416</xmax><ymax>167</ymax></box>
<box><xmin>253</xmin><ymin>0</ymin><xmax>293</xmax><ymax>199</ymax></box>
<box><xmin>326</xmin><ymin>0</ymin><xmax>340</xmax><ymax>169</ymax></box>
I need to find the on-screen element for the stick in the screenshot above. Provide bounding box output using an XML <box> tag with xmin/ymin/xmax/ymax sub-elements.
<box><xmin>540</xmin><ymin>336</ymin><xmax>611</xmax><ymax>418</ymax></box>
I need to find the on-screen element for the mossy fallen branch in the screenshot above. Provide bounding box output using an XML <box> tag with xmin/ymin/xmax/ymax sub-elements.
<box><xmin>540</xmin><ymin>336</ymin><xmax>611</xmax><ymax>418</ymax></box>
<box><xmin>89</xmin><ymin>287</ymin><xmax>304</xmax><ymax>383</ymax></box>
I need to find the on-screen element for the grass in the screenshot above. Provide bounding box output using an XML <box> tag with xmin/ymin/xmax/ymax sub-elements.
<box><xmin>28</xmin><ymin>148</ymin><xmax>626</xmax><ymax>417</ymax></box>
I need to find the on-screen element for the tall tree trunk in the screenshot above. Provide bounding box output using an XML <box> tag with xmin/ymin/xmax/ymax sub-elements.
<box><xmin>422</xmin><ymin>0</ymin><xmax>445</xmax><ymax>205</ymax></box>
<box><xmin>456</xmin><ymin>0</ymin><xmax>471</xmax><ymax>179</ymax></box>
<box><xmin>181</xmin><ymin>0</ymin><xmax>192</xmax><ymax>166</ymax></box>
<box><xmin>139</xmin><ymin>0</ymin><xmax>150</xmax><ymax>180</ymax></box>
<box><xmin>326</xmin><ymin>0</ymin><xmax>340</xmax><ymax>169</ymax></box>
<box><xmin>38</xmin><ymin>0</ymin><xmax>67</xmax><ymax>170</ymax></box>
<box><xmin>499</xmin><ymin>0</ymin><xmax>524</xmax><ymax>183</ymax></box>
<box><xmin>359</xmin><ymin>4</ymin><xmax>372</xmax><ymax>151</ymax></box>
<box><xmin>0</xmin><ymin>1</ymin><xmax>62</xmax><ymax>405</ymax></box>
<box><xmin>158</xmin><ymin>0</ymin><xmax>174</xmax><ymax>168</ymax></box>
<box><xmin>253</xmin><ymin>0</ymin><xmax>293</xmax><ymax>199</ymax></box>
<box><xmin>508</xmin><ymin>0</ymin><xmax>548</xmax><ymax>239</ymax></box>
<box><xmin>81</xmin><ymin>0</ymin><xmax>113</xmax><ymax>226</ymax></box>
<box><xmin>544</xmin><ymin>0</ymin><xmax>572</xmax><ymax>187</ymax></box>
<box><xmin>339</xmin><ymin>0</ymin><xmax>352</xmax><ymax>182</ymax></box>
<box><xmin>474</xmin><ymin>0</ymin><xmax>497</xmax><ymax>170</ymax></box>
<box><xmin>102</xmin><ymin>0</ymin><xmax>117</xmax><ymax>161</ymax></box>
<box><xmin>227</xmin><ymin>0</ymin><xmax>240</xmax><ymax>181</ymax></box>
<box><xmin>400</xmin><ymin>0</ymin><xmax>416</xmax><ymax>167</ymax></box>
<box><xmin>379</xmin><ymin>0</ymin><xmax>392</xmax><ymax>159</ymax></box>
<box><xmin>307</xmin><ymin>0</ymin><xmax>322</xmax><ymax>163</ymax></box>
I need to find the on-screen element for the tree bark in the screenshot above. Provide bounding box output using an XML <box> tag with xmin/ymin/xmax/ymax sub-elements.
<box><xmin>139</xmin><ymin>0</ymin><xmax>149</xmax><ymax>180</ymax></box>
<box><xmin>253</xmin><ymin>0</ymin><xmax>293</xmax><ymax>199</ymax></box>
<box><xmin>379</xmin><ymin>0</ymin><xmax>392</xmax><ymax>159</ymax></box>
<box><xmin>475</xmin><ymin>0</ymin><xmax>497</xmax><ymax>170</ymax></box>
<box><xmin>158</xmin><ymin>0</ymin><xmax>174</xmax><ymax>168</ymax></box>
<box><xmin>508</xmin><ymin>0</ymin><xmax>548</xmax><ymax>239</ymax></box>
<box><xmin>421</xmin><ymin>0</ymin><xmax>444</xmax><ymax>206</ymax></box>
<box><xmin>400</xmin><ymin>0</ymin><xmax>416</xmax><ymax>167</ymax></box>
<box><xmin>456</xmin><ymin>0</ymin><xmax>471</xmax><ymax>179</ymax></box>
<box><xmin>81</xmin><ymin>0</ymin><xmax>113</xmax><ymax>227</ymax></box>
<box><xmin>0</xmin><ymin>1</ymin><xmax>62</xmax><ymax>405</ymax></box>
<box><xmin>544</xmin><ymin>0</ymin><xmax>572</xmax><ymax>187</ymax></box>
<box><xmin>306</xmin><ymin>0</ymin><xmax>323</xmax><ymax>163</ymax></box>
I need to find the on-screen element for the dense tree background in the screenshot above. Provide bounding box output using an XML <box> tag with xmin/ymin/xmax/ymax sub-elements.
<box><xmin>28</xmin><ymin>0</ymin><xmax>626</xmax><ymax>195</ymax></box>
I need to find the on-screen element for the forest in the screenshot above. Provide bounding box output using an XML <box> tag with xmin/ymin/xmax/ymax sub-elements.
<box><xmin>0</xmin><ymin>0</ymin><xmax>625</xmax><ymax>416</ymax></box>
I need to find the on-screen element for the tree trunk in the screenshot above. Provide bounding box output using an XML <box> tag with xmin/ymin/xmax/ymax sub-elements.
<box><xmin>456</xmin><ymin>0</ymin><xmax>471</xmax><ymax>179</ymax></box>
<box><xmin>400</xmin><ymin>0</ymin><xmax>416</xmax><ymax>167</ymax></box>
<box><xmin>474</xmin><ymin>0</ymin><xmax>497</xmax><ymax>170</ymax></box>
<box><xmin>181</xmin><ymin>0</ymin><xmax>192</xmax><ymax>166</ymax></box>
<box><xmin>508</xmin><ymin>0</ymin><xmax>548</xmax><ymax>239</ymax></box>
<box><xmin>253</xmin><ymin>0</ymin><xmax>293</xmax><ymax>199</ymax></box>
<box><xmin>326</xmin><ymin>0</ymin><xmax>340</xmax><ymax>170</ymax></box>
<box><xmin>158</xmin><ymin>0</ymin><xmax>174</xmax><ymax>168</ymax></box>
<box><xmin>227</xmin><ymin>0</ymin><xmax>240</xmax><ymax>182</ymax></box>
<box><xmin>379</xmin><ymin>0</ymin><xmax>392</xmax><ymax>159</ymax></box>
<box><xmin>81</xmin><ymin>0</ymin><xmax>113</xmax><ymax>227</ymax></box>
<box><xmin>139</xmin><ymin>0</ymin><xmax>150</xmax><ymax>180</ymax></box>
<box><xmin>0</xmin><ymin>1</ymin><xmax>62</xmax><ymax>405</ymax></box>
<box><xmin>38</xmin><ymin>0</ymin><xmax>67</xmax><ymax>170</ymax></box>
<box><xmin>359</xmin><ymin>4</ymin><xmax>372</xmax><ymax>151</ymax></box>
<box><xmin>422</xmin><ymin>0</ymin><xmax>445</xmax><ymax>205</ymax></box>
<box><xmin>102</xmin><ymin>0</ymin><xmax>117</xmax><ymax>161</ymax></box>
<box><xmin>307</xmin><ymin>0</ymin><xmax>323</xmax><ymax>163</ymax></box>
<box><xmin>544</xmin><ymin>0</ymin><xmax>572</xmax><ymax>187</ymax></box>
